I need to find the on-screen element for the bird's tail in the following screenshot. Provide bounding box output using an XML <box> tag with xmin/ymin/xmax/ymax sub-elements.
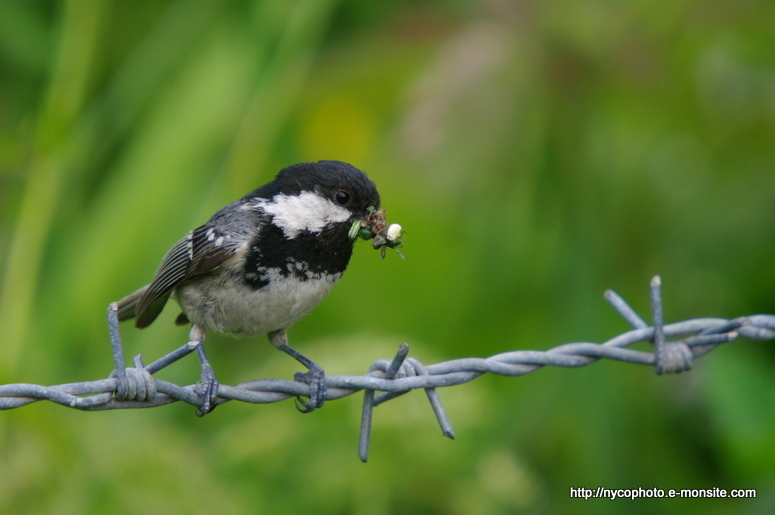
<box><xmin>115</xmin><ymin>285</ymin><xmax>150</xmax><ymax>322</ymax></box>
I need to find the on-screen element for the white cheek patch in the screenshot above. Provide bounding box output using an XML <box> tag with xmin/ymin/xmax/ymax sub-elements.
<box><xmin>257</xmin><ymin>191</ymin><xmax>351</xmax><ymax>239</ymax></box>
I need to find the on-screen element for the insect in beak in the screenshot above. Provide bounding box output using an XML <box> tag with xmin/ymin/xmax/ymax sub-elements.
<box><xmin>349</xmin><ymin>206</ymin><xmax>404</xmax><ymax>259</ymax></box>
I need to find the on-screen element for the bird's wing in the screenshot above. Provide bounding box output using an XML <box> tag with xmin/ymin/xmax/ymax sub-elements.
<box><xmin>133</xmin><ymin>224</ymin><xmax>247</xmax><ymax>328</ymax></box>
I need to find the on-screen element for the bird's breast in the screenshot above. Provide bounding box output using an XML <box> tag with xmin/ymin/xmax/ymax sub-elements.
<box><xmin>175</xmin><ymin>267</ymin><xmax>342</xmax><ymax>337</ymax></box>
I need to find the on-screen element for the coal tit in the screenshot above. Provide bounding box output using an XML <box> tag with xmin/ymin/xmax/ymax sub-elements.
<box><xmin>115</xmin><ymin>160</ymin><xmax>385</xmax><ymax>413</ymax></box>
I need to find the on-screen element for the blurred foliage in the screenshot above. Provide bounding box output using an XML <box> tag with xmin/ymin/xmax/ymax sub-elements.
<box><xmin>1</xmin><ymin>0</ymin><xmax>775</xmax><ymax>513</ymax></box>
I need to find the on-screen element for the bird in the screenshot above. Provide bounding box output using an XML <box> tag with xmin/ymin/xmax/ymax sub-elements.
<box><xmin>114</xmin><ymin>160</ymin><xmax>388</xmax><ymax>414</ymax></box>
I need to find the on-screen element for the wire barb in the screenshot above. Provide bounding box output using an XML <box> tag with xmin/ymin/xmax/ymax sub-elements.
<box><xmin>650</xmin><ymin>275</ymin><xmax>669</xmax><ymax>374</ymax></box>
<box><xmin>604</xmin><ymin>289</ymin><xmax>648</xmax><ymax>329</ymax></box>
<box><xmin>2</xmin><ymin>278</ymin><xmax>774</xmax><ymax>456</ymax></box>
<box><xmin>359</xmin><ymin>343</ymin><xmax>410</xmax><ymax>462</ymax></box>
<box><xmin>408</xmin><ymin>357</ymin><xmax>455</xmax><ymax>440</ymax></box>
<box><xmin>108</xmin><ymin>302</ymin><xmax>127</xmax><ymax>399</ymax></box>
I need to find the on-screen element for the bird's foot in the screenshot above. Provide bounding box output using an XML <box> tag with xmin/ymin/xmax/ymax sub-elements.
<box><xmin>269</xmin><ymin>332</ymin><xmax>327</xmax><ymax>413</ymax></box>
<box><xmin>195</xmin><ymin>362</ymin><xmax>219</xmax><ymax>416</ymax></box>
<box><xmin>293</xmin><ymin>364</ymin><xmax>326</xmax><ymax>413</ymax></box>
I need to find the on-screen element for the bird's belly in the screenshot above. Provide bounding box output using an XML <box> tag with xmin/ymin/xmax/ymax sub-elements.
<box><xmin>175</xmin><ymin>271</ymin><xmax>342</xmax><ymax>337</ymax></box>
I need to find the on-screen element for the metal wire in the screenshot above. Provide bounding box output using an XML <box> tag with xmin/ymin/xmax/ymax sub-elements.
<box><xmin>2</xmin><ymin>277</ymin><xmax>774</xmax><ymax>462</ymax></box>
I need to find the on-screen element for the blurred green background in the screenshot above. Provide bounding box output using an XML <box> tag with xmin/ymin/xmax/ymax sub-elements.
<box><xmin>1</xmin><ymin>0</ymin><xmax>775</xmax><ymax>513</ymax></box>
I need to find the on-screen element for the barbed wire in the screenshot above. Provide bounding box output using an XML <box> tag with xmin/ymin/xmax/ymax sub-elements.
<box><xmin>1</xmin><ymin>276</ymin><xmax>774</xmax><ymax>461</ymax></box>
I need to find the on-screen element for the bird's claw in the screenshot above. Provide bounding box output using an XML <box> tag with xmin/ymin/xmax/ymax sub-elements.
<box><xmin>195</xmin><ymin>363</ymin><xmax>219</xmax><ymax>416</ymax></box>
<box><xmin>293</xmin><ymin>365</ymin><xmax>326</xmax><ymax>413</ymax></box>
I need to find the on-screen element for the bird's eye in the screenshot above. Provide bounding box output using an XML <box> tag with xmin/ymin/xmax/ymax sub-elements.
<box><xmin>335</xmin><ymin>191</ymin><xmax>351</xmax><ymax>205</ymax></box>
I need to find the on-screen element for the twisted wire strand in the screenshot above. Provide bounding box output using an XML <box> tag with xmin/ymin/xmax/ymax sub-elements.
<box><xmin>1</xmin><ymin>277</ymin><xmax>774</xmax><ymax>461</ymax></box>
